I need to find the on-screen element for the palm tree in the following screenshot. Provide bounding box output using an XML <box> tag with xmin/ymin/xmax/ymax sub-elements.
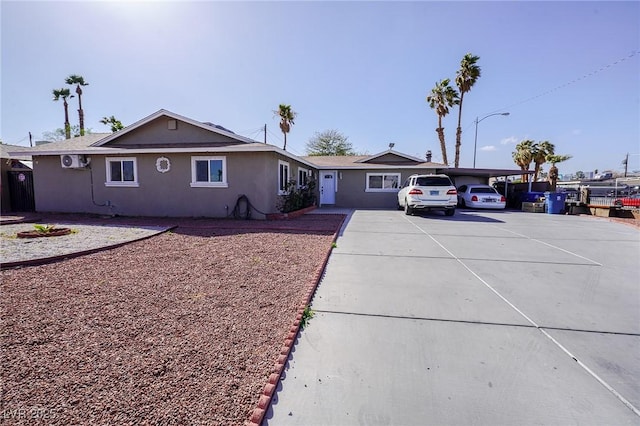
<box><xmin>426</xmin><ymin>79</ymin><xmax>459</xmax><ymax>165</ymax></box>
<box><xmin>454</xmin><ymin>53</ymin><xmax>482</xmax><ymax>168</ymax></box>
<box><xmin>100</xmin><ymin>116</ymin><xmax>124</xmax><ymax>133</ymax></box>
<box><xmin>65</xmin><ymin>75</ymin><xmax>89</xmax><ymax>136</ymax></box>
<box><xmin>52</xmin><ymin>88</ymin><xmax>73</xmax><ymax>139</ymax></box>
<box><xmin>512</xmin><ymin>140</ymin><xmax>534</xmax><ymax>182</ymax></box>
<box><xmin>274</xmin><ymin>104</ymin><xmax>297</xmax><ymax>150</ymax></box>
<box><xmin>546</xmin><ymin>154</ymin><xmax>572</xmax><ymax>191</ymax></box>
<box><xmin>531</xmin><ymin>140</ymin><xmax>555</xmax><ymax>182</ymax></box>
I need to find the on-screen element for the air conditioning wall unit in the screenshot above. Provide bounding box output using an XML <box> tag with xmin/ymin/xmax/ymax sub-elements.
<box><xmin>61</xmin><ymin>154</ymin><xmax>90</xmax><ymax>169</ymax></box>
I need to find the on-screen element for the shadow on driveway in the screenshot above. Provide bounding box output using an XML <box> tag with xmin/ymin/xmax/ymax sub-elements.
<box><xmin>409</xmin><ymin>210</ymin><xmax>505</xmax><ymax>223</ymax></box>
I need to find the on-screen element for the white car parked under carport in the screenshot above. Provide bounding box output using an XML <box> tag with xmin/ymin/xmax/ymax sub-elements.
<box><xmin>457</xmin><ymin>184</ymin><xmax>506</xmax><ymax>209</ymax></box>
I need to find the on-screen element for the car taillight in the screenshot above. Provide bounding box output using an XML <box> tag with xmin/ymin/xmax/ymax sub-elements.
<box><xmin>500</xmin><ymin>196</ymin><xmax>506</xmax><ymax>202</ymax></box>
<box><xmin>446</xmin><ymin>189</ymin><xmax>457</xmax><ymax>195</ymax></box>
<box><xmin>408</xmin><ymin>189</ymin><xmax>423</xmax><ymax>195</ymax></box>
<box><xmin>471</xmin><ymin>195</ymin><xmax>478</xmax><ymax>202</ymax></box>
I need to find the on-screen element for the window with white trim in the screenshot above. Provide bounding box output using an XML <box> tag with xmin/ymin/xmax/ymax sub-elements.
<box><xmin>366</xmin><ymin>173</ymin><xmax>400</xmax><ymax>192</ymax></box>
<box><xmin>105</xmin><ymin>157</ymin><xmax>138</xmax><ymax>187</ymax></box>
<box><xmin>190</xmin><ymin>156</ymin><xmax>228</xmax><ymax>188</ymax></box>
<box><xmin>278</xmin><ymin>160</ymin><xmax>290</xmax><ymax>194</ymax></box>
<box><xmin>298</xmin><ymin>167</ymin><xmax>309</xmax><ymax>188</ymax></box>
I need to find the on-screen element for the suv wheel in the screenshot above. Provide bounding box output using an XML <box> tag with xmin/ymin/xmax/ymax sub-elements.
<box><xmin>404</xmin><ymin>200</ymin><xmax>413</xmax><ymax>215</ymax></box>
<box><xmin>445</xmin><ymin>208</ymin><xmax>455</xmax><ymax>216</ymax></box>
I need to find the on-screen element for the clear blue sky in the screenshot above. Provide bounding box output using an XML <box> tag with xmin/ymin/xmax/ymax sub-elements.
<box><xmin>2</xmin><ymin>1</ymin><xmax>639</xmax><ymax>175</ymax></box>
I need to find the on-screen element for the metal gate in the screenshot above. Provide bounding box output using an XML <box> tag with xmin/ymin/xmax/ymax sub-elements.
<box><xmin>7</xmin><ymin>170</ymin><xmax>35</xmax><ymax>211</ymax></box>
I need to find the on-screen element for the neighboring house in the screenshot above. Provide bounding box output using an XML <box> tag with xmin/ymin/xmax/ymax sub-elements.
<box><xmin>7</xmin><ymin>109</ymin><xmax>528</xmax><ymax>218</ymax></box>
<box><xmin>1</xmin><ymin>143</ymin><xmax>34</xmax><ymax>213</ymax></box>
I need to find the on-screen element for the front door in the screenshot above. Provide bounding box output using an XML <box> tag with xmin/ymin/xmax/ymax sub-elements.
<box><xmin>320</xmin><ymin>172</ymin><xmax>336</xmax><ymax>205</ymax></box>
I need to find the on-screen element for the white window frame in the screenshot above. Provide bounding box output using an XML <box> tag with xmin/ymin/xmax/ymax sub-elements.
<box><xmin>298</xmin><ymin>167</ymin><xmax>309</xmax><ymax>188</ymax></box>
<box><xmin>278</xmin><ymin>160</ymin><xmax>290</xmax><ymax>195</ymax></box>
<box><xmin>365</xmin><ymin>172</ymin><xmax>401</xmax><ymax>192</ymax></box>
<box><xmin>105</xmin><ymin>157</ymin><xmax>139</xmax><ymax>187</ymax></box>
<box><xmin>190</xmin><ymin>156</ymin><xmax>228</xmax><ymax>188</ymax></box>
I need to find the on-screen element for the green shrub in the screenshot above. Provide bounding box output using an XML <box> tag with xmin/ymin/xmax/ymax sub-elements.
<box><xmin>277</xmin><ymin>177</ymin><xmax>317</xmax><ymax>213</ymax></box>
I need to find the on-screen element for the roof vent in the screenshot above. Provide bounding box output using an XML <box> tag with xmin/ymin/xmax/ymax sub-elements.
<box><xmin>202</xmin><ymin>122</ymin><xmax>235</xmax><ymax>134</ymax></box>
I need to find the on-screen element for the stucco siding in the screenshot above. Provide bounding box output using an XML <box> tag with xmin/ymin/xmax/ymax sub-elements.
<box><xmin>334</xmin><ymin>169</ymin><xmax>397</xmax><ymax>208</ymax></box>
<box><xmin>330</xmin><ymin>168</ymin><xmax>439</xmax><ymax>208</ymax></box>
<box><xmin>33</xmin><ymin>152</ymin><xmax>282</xmax><ymax>218</ymax></box>
<box><xmin>107</xmin><ymin>117</ymin><xmax>242</xmax><ymax>147</ymax></box>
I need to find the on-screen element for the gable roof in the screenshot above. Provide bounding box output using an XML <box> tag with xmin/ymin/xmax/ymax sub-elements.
<box><xmin>91</xmin><ymin>109</ymin><xmax>257</xmax><ymax>147</ymax></box>
<box><xmin>301</xmin><ymin>154</ymin><xmax>444</xmax><ymax>170</ymax></box>
<box><xmin>355</xmin><ymin>149</ymin><xmax>427</xmax><ymax>164</ymax></box>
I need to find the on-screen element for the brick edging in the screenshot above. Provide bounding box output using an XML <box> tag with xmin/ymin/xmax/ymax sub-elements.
<box><xmin>246</xmin><ymin>214</ymin><xmax>347</xmax><ymax>426</ymax></box>
<box><xmin>0</xmin><ymin>226</ymin><xmax>177</xmax><ymax>270</ymax></box>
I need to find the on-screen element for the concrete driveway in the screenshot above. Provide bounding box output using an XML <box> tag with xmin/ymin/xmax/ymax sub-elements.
<box><xmin>264</xmin><ymin>209</ymin><xmax>640</xmax><ymax>425</ymax></box>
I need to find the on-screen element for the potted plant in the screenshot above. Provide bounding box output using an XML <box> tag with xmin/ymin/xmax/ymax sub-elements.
<box><xmin>545</xmin><ymin>154</ymin><xmax>572</xmax><ymax>214</ymax></box>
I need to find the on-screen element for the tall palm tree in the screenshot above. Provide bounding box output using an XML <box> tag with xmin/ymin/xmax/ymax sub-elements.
<box><xmin>274</xmin><ymin>104</ymin><xmax>297</xmax><ymax>150</ymax></box>
<box><xmin>52</xmin><ymin>88</ymin><xmax>73</xmax><ymax>139</ymax></box>
<box><xmin>426</xmin><ymin>78</ymin><xmax>459</xmax><ymax>165</ymax></box>
<box><xmin>100</xmin><ymin>115</ymin><xmax>124</xmax><ymax>133</ymax></box>
<box><xmin>454</xmin><ymin>53</ymin><xmax>482</xmax><ymax>168</ymax></box>
<box><xmin>65</xmin><ymin>75</ymin><xmax>89</xmax><ymax>136</ymax></box>
<box><xmin>512</xmin><ymin>140</ymin><xmax>534</xmax><ymax>182</ymax></box>
<box><xmin>531</xmin><ymin>140</ymin><xmax>555</xmax><ymax>182</ymax></box>
<box><xmin>546</xmin><ymin>154</ymin><xmax>572</xmax><ymax>191</ymax></box>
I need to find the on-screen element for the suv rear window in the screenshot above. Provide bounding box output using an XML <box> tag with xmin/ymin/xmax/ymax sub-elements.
<box><xmin>415</xmin><ymin>176</ymin><xmax>452</xmax><ymax>186</ymax></box>
<box><xmin>470</xmin><ymin>187</ymin><xmax>497</xmax><ymax>194</ymax></box>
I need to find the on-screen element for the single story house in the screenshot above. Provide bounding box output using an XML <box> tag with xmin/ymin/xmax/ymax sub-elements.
<box><xmin>8</xmin><ymin>109</ymin><xmax>527</xmax><ymax>218</ymax></box>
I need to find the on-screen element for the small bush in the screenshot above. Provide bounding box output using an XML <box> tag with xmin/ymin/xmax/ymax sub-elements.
<box><xmin>277</xmin><ymin>177</ymin><xmax>317</xmax><ymax>213</ymax></box>
<box><xmin>300</xmin><ymin>305</ymin><xmax>315</xmax><ymax>328</ymax></box>
<box><xmin>33</xmin><ymin>224</ymin><xmax>55</xmax><ymax>233</ymax></box>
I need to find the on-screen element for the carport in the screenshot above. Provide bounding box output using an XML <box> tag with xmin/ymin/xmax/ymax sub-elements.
<box><xmin>264</xmin><ymin>209</ymin><xmax>639</xmax><ymax>425</ymax></box>
<box><xmin>438</xmin><ymin>167</ymin><xmax>536</xmax><ymax>194</ymax></box>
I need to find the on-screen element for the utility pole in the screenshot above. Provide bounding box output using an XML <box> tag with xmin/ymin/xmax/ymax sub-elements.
<box><xmin>264</xmin><ymin>124</ymin><xmax>267</xmax><ymax>143</ymax></box>
<box><xmin>29</xmin><ymin>132</ymin><xmax>33</xmax><ymax>147</ymax></box>
<box><xmin>623</xmin><ymin>152</ymin><xmax>629</xmax><ymax>177</ymax></box>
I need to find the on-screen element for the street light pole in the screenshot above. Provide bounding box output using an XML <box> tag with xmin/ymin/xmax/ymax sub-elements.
<box><xmin>473</xmin><ymin>112</ymin><xmax>510</xmax><ymax>168</ymax></box>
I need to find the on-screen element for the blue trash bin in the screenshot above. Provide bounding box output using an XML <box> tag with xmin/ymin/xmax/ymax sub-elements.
<box><xmin>545</xmin><ymin>192</ymin><xmax>567</xmax><ymax>214</ymax></box>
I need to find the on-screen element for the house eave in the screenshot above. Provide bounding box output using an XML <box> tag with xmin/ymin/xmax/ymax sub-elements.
<box><xmin>314</xmin><ymin>164</ymin><xmax>442</xmax><ymax>170</ymax></box>
<box><xmin>24</xmin><ymin>144</ymin><xmax>320</xmax><ymax>169</ymax></box>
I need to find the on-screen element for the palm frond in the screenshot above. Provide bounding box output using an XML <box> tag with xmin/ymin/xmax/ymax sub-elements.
<box><xmin>65</xmin><ymin>74</ymin><xmax>88</xmax><ymax>86</ymax></box>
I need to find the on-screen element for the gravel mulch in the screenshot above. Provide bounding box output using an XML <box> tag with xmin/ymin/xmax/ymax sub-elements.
<box><xmin>1</xmin><ymin>223</ymin><xmax>170</xmax><ymax>266</ymax></box>
<box><xmin>1</xmin><ymin>213</ymin><xmax>345</xmax><ymax>425</ymax></box>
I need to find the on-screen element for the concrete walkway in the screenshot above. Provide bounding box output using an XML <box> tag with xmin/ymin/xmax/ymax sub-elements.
<box><xmin>264</xmin><ymin>209</ymin><xmax>640</xmax><ymax>425</ymax></box>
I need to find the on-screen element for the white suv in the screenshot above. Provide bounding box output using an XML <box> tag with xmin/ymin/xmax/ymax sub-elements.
<box><xmin>398</xmin><ymin>174</ymin><xmax>457</xmax><ymax>216</ymax></box>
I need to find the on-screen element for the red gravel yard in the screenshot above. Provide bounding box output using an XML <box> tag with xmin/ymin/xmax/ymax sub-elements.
<box><xmin>1</xmin><ymin>214</ymin><xmax>345</xmax><ymax>425</ymax></box>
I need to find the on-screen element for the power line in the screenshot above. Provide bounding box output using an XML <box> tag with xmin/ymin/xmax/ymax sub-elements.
<box><xmin>485</xmin><ymin>50</ymin><xmax>639</xmax><ymax>115</ymax></box>
<box><xmin>5</xmin><ymin>135</ymin><xmax>29</xmax><ymax>145</ymax></box>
